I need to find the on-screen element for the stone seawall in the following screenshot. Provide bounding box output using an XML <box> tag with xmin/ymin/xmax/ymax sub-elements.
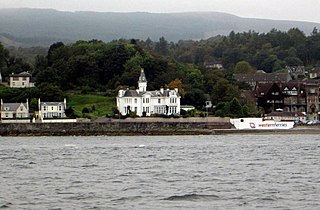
<box><xmin>0</xmin><ymin>121</ymin><xmax>232</xmax><ymax>136</ymax></box>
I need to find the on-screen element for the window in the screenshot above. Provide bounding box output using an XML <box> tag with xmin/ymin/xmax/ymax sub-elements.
<box><xmin>143</xmin><ymin>98</ymin><xmax>145</xmax><ymax>103</ymax></box>
<box><xmin>51</xmin><ymin>107</ymin><xmax>54</xmax><ymax>110</ymax></box>
<box><xmin>134</xmin><ymin>98</ymin><xmax>137</xmax><ymax>103</ymax></box>
<box><xmin>172</xmin><ymin>107</ymin><xmax>177</xmax><ymax>113</ymax></box>
<box><xmin>43</xmin><ymin>106</ymin><xmax>46</xmax><ymax>111</ymax></box>
<box><xmin>59</xmin><ymin>106</ymin><xmax>62</xmax><ymax>111</ymax></box>
<box><xmin>158</xmin><ymin>99</ymin><xmax>161</xmax><ymax>103</ymax></box>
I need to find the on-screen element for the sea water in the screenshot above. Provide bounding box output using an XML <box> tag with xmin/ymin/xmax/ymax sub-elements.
<box><xmin>0</xmin><ymin>135</ymin><xmax>319</xmax><ymax>209</ymax></box>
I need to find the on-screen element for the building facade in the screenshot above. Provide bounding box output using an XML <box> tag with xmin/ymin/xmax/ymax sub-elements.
<box><xmin>0</xmin><ymin>99</ymin><xmax>29</xmax><ymax>119</ymax></box>
<box><xmin>38</xmin><ymin>98</ymin><xmax>67</xmax><ymax>119</ymax></box>
<box><xmin>255</xmin><ymin>80</ymin><xmax>320</xmax><ymax>121</ymax></box>
<box><xmin>117</xmin><ymin>69</ymin><xmax>181</xmax><ymax>117</ymax></box>
<box><xmin>9</xmin><ymin>71</ymin><xmax>35</xmax><ymax>88</ymax></box>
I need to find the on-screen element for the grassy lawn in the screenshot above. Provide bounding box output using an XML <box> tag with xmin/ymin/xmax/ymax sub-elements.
<box><xmin>67</xmin><ymin>93</ymin><xmax>115</xmax><ymax>120</ymax></box>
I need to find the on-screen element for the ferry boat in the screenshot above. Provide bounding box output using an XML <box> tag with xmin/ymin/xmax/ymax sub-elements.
<box><xmin>230</xmin><ymin>118</ymin><xmax>295</xmax><ymax>130</ymax></box>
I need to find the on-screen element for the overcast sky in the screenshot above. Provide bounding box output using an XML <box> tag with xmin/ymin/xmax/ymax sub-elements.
<box><xmin>1</xmin><ymin>0</ymin><xmax>320</xmax><ymax>23</ymax></box>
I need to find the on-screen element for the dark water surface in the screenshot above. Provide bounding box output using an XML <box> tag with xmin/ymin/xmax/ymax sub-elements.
<box><xmin>0</xmin><ymin>135</ymin><xmax>319</xmax><ymax>209</ymax></box>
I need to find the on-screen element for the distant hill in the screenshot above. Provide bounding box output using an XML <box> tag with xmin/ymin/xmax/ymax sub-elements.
<box><xmin>0</xmin><ymin>8</ymin><xmax>320</xmax><ymax>47</ymax></box>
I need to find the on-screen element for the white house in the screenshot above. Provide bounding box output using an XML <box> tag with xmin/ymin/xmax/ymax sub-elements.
<box><xmin>9</xmin><ymin>71</ymin><xmax>35</xmax><ymax>88</ymax></box>
<box><xmin>1</xmin><ymin>99</ymin><xmax>30</xmax><ymax>122</ymax></box>
<box><xmin>117</xmin><ymin>69</ymin><xmax>181</xmax><ymax>117</ymax></box>
<box><xmin>38</xmin><ymin>98</ymin><xmax>67</xmax><ymax>119</ymax></box>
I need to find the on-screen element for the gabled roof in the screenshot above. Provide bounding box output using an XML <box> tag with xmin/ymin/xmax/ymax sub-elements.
<box><xmin>255</xmin><ymin>83</ymin><xmax>275</xmax><ymax>96</ymax></box>
<box><xmin>1</xmin><ymin>103</ymin><xmax>27</xmax><ymax>111</ymax></box>
<box><xmin>286</xmin><ymin>66</ymin><xmax>305</xmax><ymax>73</ymax></box>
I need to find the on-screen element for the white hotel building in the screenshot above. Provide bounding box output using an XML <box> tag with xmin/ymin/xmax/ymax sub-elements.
<box><xmin>117</xmin><ymin>69</ymin><xmax>181</xmax><ymax>116</ymax></box>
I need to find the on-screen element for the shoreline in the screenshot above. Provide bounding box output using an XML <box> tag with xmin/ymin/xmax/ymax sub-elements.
<box><xmin>0</xmin><ymin>123</ymin><xmax>318</xmax><ymax>136</ymax></box>
<box><xmin>0</xmin><ymin>117</ymin><xmax>318</xmax><ymax>136</ymax></box>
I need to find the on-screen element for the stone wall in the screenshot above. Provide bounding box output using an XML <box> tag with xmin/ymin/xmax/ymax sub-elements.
<box><xmin>0</xmin><ymin>120</ymin><xmax>231</xmax><ymax>136</ymax></box>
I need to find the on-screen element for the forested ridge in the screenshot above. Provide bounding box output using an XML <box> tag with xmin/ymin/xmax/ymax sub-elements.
<box><xmin>1</xmin><ymin>27</ymin><xmax>320</xmax><ymax>117</ymax></box>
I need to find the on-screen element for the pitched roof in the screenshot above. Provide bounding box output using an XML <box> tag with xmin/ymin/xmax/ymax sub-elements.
<box><xmin>9</xmin><ymin>71</ymin><xmax>32</xmax><ymax>77</ymax></box>
<box><xmin>122</xmin><ymin>89</ymin><xmax>179</xmax><ymax>98</ymax></box>
<box><xmin>41</xmin><ymin>102</ymin><xmax>64</xmax><ymax>106</ymax></box>
<box><xmin>266</xmin><ymin>111</ymin><xmax>305</xmax><ymax>117</ymax></box>
<box><xmin>234</xmin><ymin>73</ymin><xmax>290</xmax><ymax>83</ymax></box>
<box><xmin>310</xmin><ymin>67</ymin><xmax>320</xmax><ymax>73</ymax></box>
<box><xmin>1</xmin><ymin>103</ymin><xmax>27</xmax><ymax>111</ymax></box>
<box><xmin>123</xmin><ymin>90</ymin><xmax>140</xmax><ymax>97</ymax></box>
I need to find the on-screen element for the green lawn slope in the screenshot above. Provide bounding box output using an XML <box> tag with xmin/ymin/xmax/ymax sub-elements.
<box><xmin>67</xmin><ymin>93</ymin><xmax>115</xmax><ymax>120</ymax></box>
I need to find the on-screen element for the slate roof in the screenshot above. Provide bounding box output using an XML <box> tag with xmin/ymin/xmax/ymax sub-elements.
<box><xmin>9</xmin><ymin>71</ymin><xmax>32</xmax><ymax>77</ymax></box>
<box><xmin>266</xmin><ymin>111</ymin><xmax>305</xmax><ymax>117</ymax></box>
<box><xmin>122</xmin><ymin>89</ymin><xmax>178</xmax><ymax>97</ymax></box>
<box><xmin>310</xmin><ymin>67</ymin><xmax>320</xmax><ymax>73</ymax></box>
<box><xmin>1</xmin><ymin>103</ymin><xmax>26</xmax><ymax>111</ymax></box>
<box><xmin>138</xmin><ymin>69</ymin><xmax>147</xmax><ymax>82</ymax></box>
<box><xmin>234</xmin><ymin>73</ymin><xmax>290</xmax><ymax>83</ymax></box>
<box><xmin>41</xmin><ymin>102</ymin><xmax>64</xmax><ymax>106</ymax></box>
<box><xmin>123</xmin><ymin>90</ymin><xmax>140</xmax><ymax>97</ymax></box>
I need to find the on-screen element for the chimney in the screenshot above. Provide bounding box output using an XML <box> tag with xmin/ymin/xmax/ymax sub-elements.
<box><xmin>64</xmin><ymin>98</ymin><xmax>67</xmax><ymax>109</ymax></box>
<box><xmin>160</xmin><ymin>87</ymin><xmax>164</xmax><ymax>94</ymax></box>
<box><xmin>26</xmin><ymin>99</ymin><xmax>29</xmax><ymax>111</ymax></box>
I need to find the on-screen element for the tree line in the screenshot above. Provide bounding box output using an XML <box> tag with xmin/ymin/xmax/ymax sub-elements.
<box><xmin>2</xmin><ymin>27</ymin><xmax>320</xmax><ymax>117</ymax></box>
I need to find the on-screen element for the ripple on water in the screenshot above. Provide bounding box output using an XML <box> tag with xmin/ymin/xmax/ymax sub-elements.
<box><xmin>0</xmin><ymin>135</ymin><xmax>319</xmax><ymax>209</ymax></box>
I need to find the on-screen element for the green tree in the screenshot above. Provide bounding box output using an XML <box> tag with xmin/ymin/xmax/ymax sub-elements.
<box><xmin>233</xmin><ymin>61</ymin><xmax>255</xmax><ymax>73</ymax></box>
<box><xmin>155</xmin><ymin>37</ymin><xmax>169</xmax><ymax>56</ymax></box>
<box><xmin>229</xmin><ymin>97</ymin><xmax>242</xmax><ymax>116</ymax></box>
